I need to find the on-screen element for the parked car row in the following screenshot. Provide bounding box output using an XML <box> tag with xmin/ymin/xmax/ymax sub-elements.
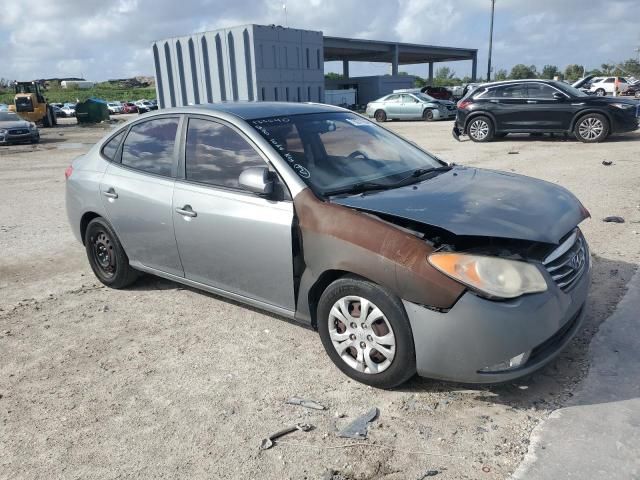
<box><xmin>49</xmin><ymin>99</ymin><xmax>159</xmax><ymax>118</ymax></box>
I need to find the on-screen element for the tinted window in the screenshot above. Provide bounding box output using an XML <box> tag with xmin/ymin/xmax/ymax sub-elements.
<box><xmin>527</xmin><ymin>83</ymin><xmax>558</xmax><ymax>99</ymax></box>
<box><xmin>604</xmin><ymin>78</ymin><xmax>615</xmax><ymax>83</ymax></box>
<box><xmin>101</xmin><ymin>131</ymin><xmax>125</xmax><ymax>161</ymax></box>
<box><xmin>121</xmin><ymin>117</ymin><xmax>179</xmax><ymax>176</ymax></box>
<box><xmin>492</xmin><ymin>85</ymin><xmax>526</xmax><ymax>98</ymax></box>
<box><xmin>185</xmin><ymin>118</ymin><xmax>266</xmax><ymax>189</ymax></box>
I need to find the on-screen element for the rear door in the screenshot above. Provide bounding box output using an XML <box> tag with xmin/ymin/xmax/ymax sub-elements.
<box><xmin>172</xmin><ymin>116</ymin><xmax>296</xmax><ymax>311</ymax></box>
<box><xmin>487</xmin><ymin>84</ymin><xmax>529</xmax><ymax>130</ymax></box>
<box><xmin>383</xmin><ymin>94</ymin><xmax>403</xmax><ymax>118</ymax></box>
<box><xmin>100</xmin><ymin>116</ymin><xmax>184</xmax><ymax>277</ymax></box>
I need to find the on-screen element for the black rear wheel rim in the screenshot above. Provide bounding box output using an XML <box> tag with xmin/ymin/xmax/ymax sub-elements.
<box><xmin>90</xmin><ymin>230</ymin><xmax>116</xmax><ymax>278</ymax></box>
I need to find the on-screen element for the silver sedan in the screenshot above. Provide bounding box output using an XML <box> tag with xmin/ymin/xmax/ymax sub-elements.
<box><xmin>65</xmin><ymin>102</ymin><xmax>590</xmax><ymax>388</ymax></box>
<box><xmin>365</xmin><ymin>92</ymin><xmax>457</xmax><ymax>122</ymax></box>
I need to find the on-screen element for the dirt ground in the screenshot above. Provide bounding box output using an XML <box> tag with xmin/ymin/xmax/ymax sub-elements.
<box><xmin>1</xmin><ymin>115</ymin><xmax>639</xmax><ymax>480</ymax></box>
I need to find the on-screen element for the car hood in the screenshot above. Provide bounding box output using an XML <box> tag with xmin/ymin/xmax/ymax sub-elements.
<box><xmin>0</xmin><ymin>120</ymin><xmax>31</xmax><ymax>129</ymax></box>
<box><xmin>332</xmin><ymin>166</ymin><xmax>588</xmax><ymax>245</ymax></box>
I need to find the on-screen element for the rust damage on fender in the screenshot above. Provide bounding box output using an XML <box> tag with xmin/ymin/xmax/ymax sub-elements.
<box><xmin>292</xmin><ymin>189</ymin><xmax>465</xmax><ymax>324</ymax></box>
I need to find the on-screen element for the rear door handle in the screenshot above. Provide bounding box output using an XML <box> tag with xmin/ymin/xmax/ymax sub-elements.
<box><xmin>103</xmin><ymin>188</ymin><xmax>118</xmax><ymax>199</ymax></box>
<box><xmin>175</xmin><ymin>205</ymin><xmax>197</xmax><ymax>218</ymax></box>
<box><xmin>526</xmin><ymin>100</ymin><xmax>538</xmax><ymax>104</ymax></box>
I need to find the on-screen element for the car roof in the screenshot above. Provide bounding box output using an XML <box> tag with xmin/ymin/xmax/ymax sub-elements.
<box><xmin>160</xmin><ymin>101</ymin><xmax>346</xmax><ymax>120</ymax></box>
<box><xmin>476</xmin><ymin>79</ymin><xmax>561</xmax><ymax>88</ymax></box>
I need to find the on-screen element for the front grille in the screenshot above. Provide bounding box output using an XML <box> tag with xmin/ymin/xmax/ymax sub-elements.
<box><xmin>543</xmin><ymin>229</ymin><xmax>588</xmax><ymax>292</ymax></box>
<box><xmin>9</xmin><ymin>129</ymin><xmax>28</xmax><ymax>135</ymax></box>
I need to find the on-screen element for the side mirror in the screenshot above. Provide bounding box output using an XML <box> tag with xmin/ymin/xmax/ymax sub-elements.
<box><xmin>552</xmin><ymin>92</ymin><xmax>565</xmax><ymax>101</ymax></box>
<box><xmin>238</xmin><ymin>167</ymin><xmax>274</xmax><ymax>196</ymax></box>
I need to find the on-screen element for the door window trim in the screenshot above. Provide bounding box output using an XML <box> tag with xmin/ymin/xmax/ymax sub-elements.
<box><xmin>476</xmin><ymin>81</ymin><xmax>569</xmax><ymax>101</ymax></box>
<box><xmin>177</xmin><ymin>114</ymin><xmax>292</xmax><ymax>201</ymax></box>
<box><xmin>109</xmin><ymin>114</ymin><xmax>184</xmax><ymax>180</ymax></box>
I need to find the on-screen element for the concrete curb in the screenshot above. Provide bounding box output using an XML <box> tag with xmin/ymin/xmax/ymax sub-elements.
<box><xmin>511</xmin><ymin>268</ymin><xmax>640</xmax><ymax>479</ymax></box>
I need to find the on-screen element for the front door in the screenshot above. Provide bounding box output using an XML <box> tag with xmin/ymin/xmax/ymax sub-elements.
<box><xmin>172</xmin><ymin>116</ymin><xmax>296</xmax><ymax>311</ymax></box>
<box><xmin>401</xmin><ymin>94</ymin><xmax>423</xmax><ymax>119</ymax></box>
<box><xmin>100</xmin><ymin>116</ymin><xmax>184</xmax><ymax>277</ymax></box>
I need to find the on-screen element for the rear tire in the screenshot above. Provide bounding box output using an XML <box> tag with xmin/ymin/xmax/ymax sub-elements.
<box><xmin>422</xmin><ymin>109</ymin><xmax>435</xmax><ymax>121</ymax></box>
<box><xmin>317</xmin><ymin>276</ymin><xmax>416</xmax><ymax>389</ymax></box>
<box><xmin>42</xmin><ymin>108</ymin><xmax>53</xmax><ymax>128</ymax></box>
<box><xmin>374</xmin><ymin>110</ymin><xmax>387</xmax><ymax>122</ymax></box>
<box><xmin>85</xmin><ymin>217</ymin><xmax>138</xmax><ymax>289</ymax></box>
<box><xmin>467</xmin><ymin>115</ymin><xmax>494</xmax><ymax>142</ymax></box>
<box><xmin>574</xmin><ymin>113</ymin><xmax>609</xmax><ymax>143</ymax></box>
<box><xmin>595</xmin><ymin>88</ymin><xmax>606</xmax><ymax>97</ymax></box>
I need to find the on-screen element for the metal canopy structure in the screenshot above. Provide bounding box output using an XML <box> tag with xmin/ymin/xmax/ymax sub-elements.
<box><xmin>323</xmin><ymin>35</ymin><xmax>478</xmax><ymax>81</ymax></box>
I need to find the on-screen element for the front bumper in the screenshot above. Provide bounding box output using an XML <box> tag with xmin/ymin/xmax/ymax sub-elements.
<box><xmin>0</xmin><ymin>131</ymin><xmax>39</xmax><ymax>144</ymax></box>
<box><xmin>404</xmin><ymin>257</ymin><xmax>591</xmax><ymax>384</ymax></box>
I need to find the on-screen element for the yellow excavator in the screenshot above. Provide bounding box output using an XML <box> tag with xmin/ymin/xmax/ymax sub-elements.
<box><xmin>8</xmin><ymin>81</ymin><xmax>57</xmax><ymax>127</ymax></box>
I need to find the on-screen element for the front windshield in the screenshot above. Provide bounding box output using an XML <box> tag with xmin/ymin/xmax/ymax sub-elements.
<box><xmin>414</xmin><ymin>92</ymin><xmax>436</xmax><ymax>102</ymax></box>
<box><xmin>0</xmin><ymin>112</ymin><xmax>19</xmax><ymax>122</ymax></box>
<box><xmin>554</xmin><ymin>81</ymin><xmax>588</xmax><ymax>97</ymax></box>
<box><xmin>250</xmin><ymin>112</ymin><xmax>442</xmax><ymax>196</ymax></box>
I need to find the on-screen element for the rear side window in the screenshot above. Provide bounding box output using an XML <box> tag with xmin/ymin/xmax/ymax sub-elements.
<box><xmin>101</xmin><ymin>131</ymin><xmax>124</xmax><ymax>161</ymax></box>
<box><xmin>121</xmin><ymin>117</ymin><xmax>179</xmax><ymax>176</ymax></box>
<box><xmin>185</xmin><ymin>118</ymin><xmax>266</xmax><ymax>189</ymax></box>
<box><xmin>384</xmin><ymin>94</ymin><xmax>401</xmax><ymax>103</ymax></box>
<box><xmin>492</xmin><ymin>85</ymin><xmax>526</xmax><ymax>98</ymax></box>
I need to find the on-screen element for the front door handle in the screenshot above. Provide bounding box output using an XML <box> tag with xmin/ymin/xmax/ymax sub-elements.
<box><xmin>176</xmin><ymin>205</ymin><xmax>197</xmax><ymax>218</ymax></box>
<box><xmin>526</xmin><ymin>100</ymin><xmax>538</xmax><ymax>104</ymax></box>
<box><xmin>103</xmin><ymin>188</ymin><xmax>118</xmax><ymax>199</ymax></box>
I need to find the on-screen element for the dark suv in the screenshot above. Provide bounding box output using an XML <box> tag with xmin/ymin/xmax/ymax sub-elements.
<box><xmin>453</xmin><ymin>79</ymin><xmax>639</xmax><ymax>143</ymax></box>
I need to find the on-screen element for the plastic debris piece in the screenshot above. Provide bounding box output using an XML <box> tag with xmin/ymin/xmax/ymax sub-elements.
<box><xmin>602</xmin><ymin>160</ymin><xmax>613</xmax><ymax>166</ymax></box>
<box><xmin>286</xmin><ymin>396</ymin><xmax>327</xmax><ymax>411</ymax></box>
<box><xmin>603</xmin><ymin>216</ymin><xmax>625</xmax><ymax>223</ymax></box>
<box><xmin>338</xmin><ymin>407</ymin><xmax>379</xmax><ymax>439</ymax></box>
<box><xmin>419</xmin><ymin>470</ymin><xmax>440</xmax><ymax>478</ymax></box>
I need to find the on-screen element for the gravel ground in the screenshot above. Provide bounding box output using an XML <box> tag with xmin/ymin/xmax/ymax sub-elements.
<box><xmin>1</xmin><ymin>115</ymin><xmax>638</xmax><ymax>480</ymax></box>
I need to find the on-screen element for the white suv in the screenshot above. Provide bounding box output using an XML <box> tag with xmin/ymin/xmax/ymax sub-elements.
<box><xmin>589</xmin><ymin>77</ymin><xmax>629</xmax><ymax>96</ymax></box>
<box><xmin>107</xmin><ymin>102</ymin><xmax>123</xmax><ymax>114</ymax></box>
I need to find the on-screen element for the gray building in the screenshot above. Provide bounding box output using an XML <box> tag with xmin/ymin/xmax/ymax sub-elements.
<box><xmin>152</xmin><ymin>24</ymin><xmax>477</xmax><ymax>108</ymax></box>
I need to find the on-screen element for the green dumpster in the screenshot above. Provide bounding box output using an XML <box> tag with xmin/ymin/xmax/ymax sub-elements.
<box><xmin>75</xmin><ymin>98</ymin><xmax>109</xmax><ymax>124</ymax></box>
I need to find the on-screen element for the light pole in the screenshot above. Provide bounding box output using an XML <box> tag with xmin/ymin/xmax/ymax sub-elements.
<box><xmin>487</xmin><ymin>0</ymin><xmax>496</xmax><ymax>81</ymax></box>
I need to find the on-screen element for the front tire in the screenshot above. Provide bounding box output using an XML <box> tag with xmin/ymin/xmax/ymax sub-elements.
<box><xmin>317</xmin><ymin>276</ymin><xmax>416</xmax><ymax>389</ymax></box>
<box><xmin>374</xmin><ymin>110</ymin><xmax>387</xmax><ymax>122</ymax></box>
<box><xmin>467</xmin><ymin>115</ymin><xmax>494</xmax><ymax>142</ymax></box>
<box><xmin>575</xmin><ymin>113</ymin><xmax>609</xmax><ymax>143</ymax></box>
<box><xmin>85</xmin><ymin>217</ymin><xmax>138</xmax><ymax>289</ymax></box>
<box><xmin>422</xmin><ymin>109</ymin><xmax>435</xmax><ymax>121</ymax></box>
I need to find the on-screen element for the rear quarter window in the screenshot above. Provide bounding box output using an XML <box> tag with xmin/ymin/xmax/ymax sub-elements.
<box><xmin>101</xmin><ymin>131</ymin><xmax>125</xmax><ymax>161</ymax></box>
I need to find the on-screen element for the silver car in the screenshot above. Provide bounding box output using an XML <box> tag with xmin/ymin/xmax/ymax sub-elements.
<box><xmin>66</xmin><ymin>103</ymin><xmax>590</xmax><ymax>388</ymax></box>
<box><xmin>365</xmin><ymin>92</ymin><xmax>457</xmax><ymax>122</ymax></box>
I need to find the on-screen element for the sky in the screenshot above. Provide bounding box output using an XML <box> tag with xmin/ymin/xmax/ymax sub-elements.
<box><xmin>1</xmin><ymin>0</ymin><xmax>639</xmax><ymax>81</ymax></box>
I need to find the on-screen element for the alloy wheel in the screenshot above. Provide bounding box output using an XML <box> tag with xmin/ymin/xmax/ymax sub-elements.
<box><xmin>578</xmin><ymin>117</ymin><xmax>604</xmax><ymax>141</ymax></box>
<box><xmin>328</xmin><ymin>296</ymin><xmax>396</xmax><ymax>374</ymax></box>
<box><xmin>469</xmin><ymin>119</ymin><xmax>489</xmax><ymax>140</ymax></box>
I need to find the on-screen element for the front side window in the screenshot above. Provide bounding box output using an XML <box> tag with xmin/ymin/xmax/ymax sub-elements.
<box><xmin>526</xmin><ymin>83</ymin><xmax>558</xmax><ymax>99</ymax></box>
<box><xmin>250</xmin><ymin>112</ymin><xmax>442</xmax><ymax>195</ymax></box>
<box><xmin>121</xmin><ymin>117</ymin><xmax>179</xmax><ymax>176</ymax></box>
<box><xmin>101</xmin><ymin>131</ymin><xmax>125</xmax><ymax>161</ymax></box>
<box><xmin>185</xmin><ymin>118</ymin><xmax>266</xmax><ymax>189</ymax></box>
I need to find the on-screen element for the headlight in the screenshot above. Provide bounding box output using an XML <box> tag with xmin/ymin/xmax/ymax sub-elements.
<box><xmin>29</xmin><ymin>123</ymin><xmax>37</xmax><ymax>130</ymax></box>
<box><xmin>610</xmin><ymin>103</ymin><xmax>634</xmax><ymax>110</ymax></box>
<box><xmin>428</xmin><ymin>252</ymin><xmax>547</xmax><ymax>299</ymax></box>
<box><xmin>0</xmin><ymin>129</ymin><xmax>7</xmax><ymax>134</ymax></box>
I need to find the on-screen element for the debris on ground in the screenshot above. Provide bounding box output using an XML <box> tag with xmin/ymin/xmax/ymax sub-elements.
<box><xmin>338</xmin><ymin>407</ymin><xmax>379</xmax><ymax>439</ymax></box>
<box><xmin>286</xmin><ymin>396</ymin><xmax>327</xmax><ymax>411</ymax></box>
<box><xmin>603</xmin><ymin>216</ymin><xmax>625</xmax><ymax>223</ymax></box>
<box><xmin>507</xmin><ymin>150</ymin><xmax>519</xmax><ymax>154</ymax></box>
<box><xmin>482</xmin><ymin>466</ymin><xmax>491</xmax><ymax>473</ymax></box>
<box><xmin>418</xmin><ymin>470</ymin><xmax>440</xmax><ymax>478</ymax></box>
<box><xmin>602</xmin><ymin>160</ymin><xmax>613</xmax><ymax>166</ymax></box>
<box><xmin>260</xmin><ymin>423</ymin><xmax>313</xmax><ymax>450</ymax></box>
